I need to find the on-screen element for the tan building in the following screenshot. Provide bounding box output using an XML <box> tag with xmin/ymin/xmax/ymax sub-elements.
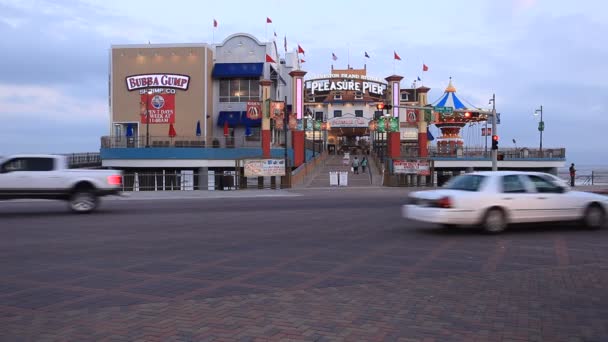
<box><xmin>109</xmin><ymin>44</ymin><xmax>214</xmax><ymax>147</ymax></box>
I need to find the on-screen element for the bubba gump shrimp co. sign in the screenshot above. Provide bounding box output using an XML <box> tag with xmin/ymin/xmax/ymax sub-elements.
<box><xmin>126</xmin><ymin>74</ymin><xmax>190</xmax><ymax>91</ymax></box>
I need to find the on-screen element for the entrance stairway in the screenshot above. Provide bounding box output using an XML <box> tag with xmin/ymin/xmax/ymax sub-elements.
<box><xmin>303</xmin><ymin>153</ymin><xmax>383</xmax><ymax>188</ymax></box>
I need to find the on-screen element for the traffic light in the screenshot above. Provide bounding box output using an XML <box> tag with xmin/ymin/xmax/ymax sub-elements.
<box><xmin>491</xmin><ymin>135</ymin><xmax>499</xmax><ymax>150</ymax></box>
<box><xmin>376</xmin><ymin>103</ymin><xmax>392</xmax><ymax>114</ymax></box>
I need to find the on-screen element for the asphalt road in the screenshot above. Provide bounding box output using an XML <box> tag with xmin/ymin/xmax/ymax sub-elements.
<box><xmin>1</xmin><ymin>190</ymin><xmax>608</xmax><ymax>341</ymax></box>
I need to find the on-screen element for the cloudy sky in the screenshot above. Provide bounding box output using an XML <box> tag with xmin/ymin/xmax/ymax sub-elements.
<box><xmin>1</xmin><ymin>0</ymin><xmax>606</xmax><ymax>165</ymax></box>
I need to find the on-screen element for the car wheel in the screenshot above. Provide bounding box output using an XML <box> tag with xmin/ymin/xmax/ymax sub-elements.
<box><xmin>69</xmin><ymin>191</ymin><xmax>98</xmax><ymax>213</ymax></box>
<box><xmin>583</xmin><ymin>204</ymin><xmax>605</xmax><ymax>230</ymax></box>
<box><xmin>482</xmin><ymin>208</ymin><xmax>507</xmax><ymax>234</ymax></box>
<box><xmin>441</xmin><ymin>224</ymin><xmax>458</xmax><ymax>229</ymax></box>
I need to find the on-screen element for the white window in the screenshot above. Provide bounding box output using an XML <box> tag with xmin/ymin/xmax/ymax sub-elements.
<box><xmin>334</xmin><ymin>92</ymin><xmax>342</xmax><ymax>100</ymax></box>
<box><xmin>219</xmin><ymin>78</ymin><xmax>261</xmax><ymax>102</ymax></box>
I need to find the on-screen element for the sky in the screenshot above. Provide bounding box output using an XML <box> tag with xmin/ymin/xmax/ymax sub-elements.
<box><xmin>0</xmin><ymin>0</ymin><xmax>607</xmax><ymax>165</ymax></box>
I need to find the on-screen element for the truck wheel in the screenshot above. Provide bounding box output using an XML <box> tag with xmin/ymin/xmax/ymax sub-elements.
<box><xmin>69</xmin><ymin>191</ymin><xmax>98</xmax><ymax>213</ymax></box>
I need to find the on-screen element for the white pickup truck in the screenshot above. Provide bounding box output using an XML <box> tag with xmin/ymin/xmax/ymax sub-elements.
<box><xmin>0</xmin><ymin>154</ymin><xmax>123</xmax><ymax>213</ymax></box>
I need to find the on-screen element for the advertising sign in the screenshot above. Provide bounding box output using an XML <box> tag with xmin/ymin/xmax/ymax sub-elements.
<box><xmin>246</xmin><ymin>101</ymin><xmax>262</xmax><ymax>120</ymax></box>
<box><xmin>329</xmin><ymin>117</ymin><xmax>370</xmax><ymax>128</ymax></box>
<box><xmin>244</xmin><ymin>159</ymin><xmax>286</xmax><ymax>177</ymax></box>
<box><xmin>127</xmin><ymin>74</ymin><xmax>190</xmax><ymax>91</ymax></box>
<box><xmin>140</xmin><ymin>91</ymin><xmax>175</xmax><ymax>124</ymax></box>
<box><xmin>393</xmin><ymin>160</ymin><xmax>431</xmax><ymax>175</ymax></box>
<box><xmin>406</xmin><ymin>110</ymin><xmax>417</xmax><ymax>123</ymax></box>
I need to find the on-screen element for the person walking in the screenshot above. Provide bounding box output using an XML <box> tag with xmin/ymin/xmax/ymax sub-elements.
<box><xmin>569</xmin><ymin>163</ymin><xmax>576</xmax><ymax>187</ymax></box>
<box><xmin>361</xmin><ymin>156</ymin><xmax>368</xmax><ymax>173</ymax></box>
<box><xmin>352</xmin><ymin>157</ymin><xmax>360</xmax><ymax>175</ymax></box>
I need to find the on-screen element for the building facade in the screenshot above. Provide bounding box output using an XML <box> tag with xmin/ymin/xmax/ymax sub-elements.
<box><xmin>102</xmin><ymin>33</ymin><xmax>300</xmax><ymax>173</ymax></box>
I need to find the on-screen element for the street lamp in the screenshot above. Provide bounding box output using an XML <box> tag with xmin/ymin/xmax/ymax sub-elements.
<box><xmin>534</xmin><ymin>105</ymin><xmax>544</xmax><ymax>156</ymax></box>
<box><xmin>145</xmin><ymin>88</ymin><xmax>153</xmax><ymax>148</ymax></box>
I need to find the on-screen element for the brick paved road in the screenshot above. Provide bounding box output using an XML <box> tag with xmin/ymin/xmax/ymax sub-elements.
<box><xmin>1</xmin><ymin>189</ymin><xmax>607</xmax><ymax>341</ymax></box>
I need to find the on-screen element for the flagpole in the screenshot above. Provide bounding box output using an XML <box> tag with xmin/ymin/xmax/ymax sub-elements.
<box><xmin>347</xmin><ymin>44</ymin><xmax>350</xmax><ymax>68</ymax></box>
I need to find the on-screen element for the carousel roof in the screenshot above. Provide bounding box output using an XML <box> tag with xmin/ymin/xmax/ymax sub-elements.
<box><xmin>432</xmin><ymin>78</ymin><xmax>467</xmax><ymax>110</ymax></box>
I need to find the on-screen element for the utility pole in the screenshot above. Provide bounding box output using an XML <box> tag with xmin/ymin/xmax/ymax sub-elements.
<box><xmin>535</xmin><ymin>105</ymin><xmax>543</xmax><ymax>157</ymax></box>
<box><xmin>490</xmin><ymin>93</ymin><xmax>497</xmax><ymax>171</ymax></box>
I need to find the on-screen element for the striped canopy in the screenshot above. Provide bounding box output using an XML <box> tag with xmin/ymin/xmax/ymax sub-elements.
<box><xmin>433</xmin><ymin>79</ymin><xmax>467</xmax><ymax>110</ymax></box>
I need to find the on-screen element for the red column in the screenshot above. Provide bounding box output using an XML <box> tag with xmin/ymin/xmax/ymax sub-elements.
<box><xmin>260</xmin><ymin>79</ymin><xmax>273</xmax><ymax>158</ymax></box>
<box><xmin>292</xmin><ymin>130</ymin><xmax>305</xmax><ymax>166</ymax></box>
<box><xmin>418</xmin><ymin>132</ymin><xmax>428</xmax><ymax>157</ymax></box>
<box><xmin>262</xmin><ymin>130</ymin><xmax>271</xmax><ymax>157</ymax></box>
<box><xmin>289</xmin><ymin>69</ymin><xmax>307</xmax><ymax>168</ymax></box>
<box><xmin>388</xmin><ymin>132</ymin><xmax>400</xmax><ymax>158</ymax></box>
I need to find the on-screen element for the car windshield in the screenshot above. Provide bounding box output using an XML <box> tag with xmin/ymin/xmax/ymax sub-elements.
<box><xmin>443</xmin><ymin>174</ymin><xmax>486</xmax><ymax>191</ymax></box>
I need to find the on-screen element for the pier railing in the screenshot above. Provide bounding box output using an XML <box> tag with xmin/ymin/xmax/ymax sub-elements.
<box><xmin>424</xmin><ymin>147</ymin><xmax>566</xmax><ymax>159</ymax></box>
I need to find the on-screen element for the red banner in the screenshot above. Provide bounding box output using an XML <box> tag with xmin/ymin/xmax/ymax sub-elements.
<box><xmin>246</xmin><ymin>101</ymin><xmax>262</xmax><ymax>120</ymax></box>
<box><xmin>270</xmin><ymin>101</ymin><xmax>285</xmax><ymax>119</ymax></box>
<box><xmin>140</xmin><ymin>92</ymin><xmax>175</xmax><ymax>124</ymax></box>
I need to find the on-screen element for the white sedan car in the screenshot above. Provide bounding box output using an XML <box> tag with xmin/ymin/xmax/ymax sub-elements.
<box><xmin>402</xmin><ymin>171</ymin><xmax>608</xmax><ymax>233</ymax></box>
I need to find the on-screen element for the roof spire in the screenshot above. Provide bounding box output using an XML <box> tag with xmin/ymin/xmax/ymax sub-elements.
<box><xmin>445</xmin><ymin>76</ymin><xmax>456</xmax><ymax>93</ymax></box>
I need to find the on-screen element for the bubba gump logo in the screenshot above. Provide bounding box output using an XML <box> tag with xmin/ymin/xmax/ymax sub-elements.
<box><xmin>126</xmin><ymin>74</ymin><xmax>190</xmax><ymax>91</ymax></box>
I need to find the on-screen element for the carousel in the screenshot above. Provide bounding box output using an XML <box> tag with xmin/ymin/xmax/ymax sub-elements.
<box><xmin>431</xmin><ymin>78</ymin><xmax>487</xmax><ymax>156</ymax></box>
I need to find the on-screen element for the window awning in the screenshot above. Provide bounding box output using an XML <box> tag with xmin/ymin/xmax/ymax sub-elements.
<box><xmin>217</xmin><ymin>111</ymin><xmax>241</xmax><ymax>127</ymax></box>
<box><xmin>212</xmin><ymin>63</ymin><xmax>264</xmax><ymax>78</ymax></box>
<box><xmin>240</xmin><ymin>111</ymin><xmax>262</xmax><ymax>127</ymax></box>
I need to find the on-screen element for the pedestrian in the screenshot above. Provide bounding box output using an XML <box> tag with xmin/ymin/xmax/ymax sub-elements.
<box><xmin>352</xmin><ymin>157</ymin><xmax>359</xmax><ymax>174</ymax></box>
<box><xmin>569</xmin><ymin>163</ymin><xmax>576</xmax><ymax>187</ymax></box>
<box><xmin>361</xmin><ymin>156</ymin><xmax>368</xmax><ymax>173</ymax></box>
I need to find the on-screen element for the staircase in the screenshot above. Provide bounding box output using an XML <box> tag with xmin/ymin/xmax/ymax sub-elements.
<box><xmin>304</xmin><ymin>154</ymin><xmax>383</xmax><ymax>188</ymax></box>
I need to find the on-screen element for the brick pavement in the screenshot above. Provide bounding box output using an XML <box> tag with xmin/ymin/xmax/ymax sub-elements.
<box><xmin>1</xmin><ymin>195</ymin><xmax>608</xmax><ymax>341</ymax></box>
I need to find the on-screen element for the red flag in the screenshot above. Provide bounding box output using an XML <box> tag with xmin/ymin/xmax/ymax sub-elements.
<box><xmin>423</xmin><ymin>64</ymin><xmax>428</xmax><ymax>71</ymax></box>
<box><xmin>297</xmin><ymin>44</ymin><xmax>305</xmax><ymax>55</ymax></box>
<box><xmin>265</xmin><ymin>54</ymin><xmax>276</xmax><ymax>63</ymax></box>
<box><xmin>394</xmin><ymin>51</ymin><xmax>401</xmax><ymax>60</ymax></box>
<box><xmin>223</xmin><ymin>120</ymin><xmax>229</xmax><ymax>136</ymax></box>
<box><xmin>168</xmin><ymin>123</ymin><xmax>176</xmax><ymax>138</ymax></box>
<box><xmin>300</xmin><ymin>59</ymin><xmax>306</xmax><ymax>63</ymax></box>
<box><xmin>213</xmin><ymin>19</ymin><xmax>217</xmax><ymax>28</ymax></box>
<box><xmin>266</xmin><ymin>17</ymin><xmax>272</xmax><ymax>23</ymax></box>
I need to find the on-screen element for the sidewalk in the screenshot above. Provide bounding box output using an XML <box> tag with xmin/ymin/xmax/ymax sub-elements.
<box><xmin>110</xmin><ymin>189</ymin><xmax>302</xmax><ymax>201</ymax></box>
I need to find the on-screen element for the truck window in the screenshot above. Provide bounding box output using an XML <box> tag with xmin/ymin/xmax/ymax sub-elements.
<box><xmin>24</xmin><ymin>158</ymin><xmax>55</xmax><ymax>171</ymax></box>
<box><xmin>2</xmin><ymin>158</ymin><xmax>27</xmax><ymax>172</ymax></box>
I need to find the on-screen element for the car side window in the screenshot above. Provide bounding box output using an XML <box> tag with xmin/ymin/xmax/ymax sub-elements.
<box><xmin>501</xmin><ymin>175</ymin><xmax>528</xmax><ymax>193</ymax></box>
<box><xmin>24</xmin><ymin>158</ymin><xmax>54</xmax><ymax>171</ymax></box>
<box><xmin>1</xmin><ymin>158</ymin><xmax>26</xmax><ymax>173</ymax></box>
<box><xmin>526</xmin><ymin>175</ymin><xmax>561</xmax><ymax>193</ymax></box>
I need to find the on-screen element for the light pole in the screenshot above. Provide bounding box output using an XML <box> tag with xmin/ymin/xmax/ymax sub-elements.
<box><xmin>145</xmin><ymin>88</ymin><xmax>153</xmax><ymax>148</ymax></box>
<box><xmin>489</xmin><ymin>93</ymin><xmax>497</xmax><ymax>171</ymax></box>
<box><xmin>534</xmin><ymin>105</ymin><xmax>544</xmax><ymax>156</ymax></box>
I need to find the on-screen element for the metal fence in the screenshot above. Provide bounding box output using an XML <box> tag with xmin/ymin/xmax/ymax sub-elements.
<box><xmin>63</xmin><ymin>153</ymin><xmax>101</xmax><ymax>168</ymax></box>
<box><xmin>101</xmin><ymin>135</ymin><xmax>266</xmax><ymax>149</ymax></box>
<box><xmin>557</xmin><ymin>171</ymin><xmax>608</xmax><ymax>186</ymax></box>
